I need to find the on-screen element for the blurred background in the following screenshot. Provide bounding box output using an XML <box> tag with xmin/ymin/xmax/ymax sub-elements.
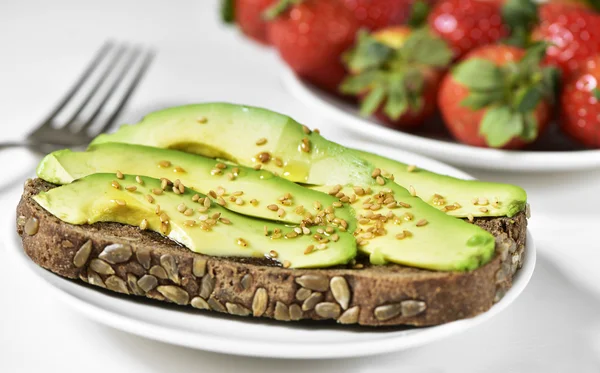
<box><xmin>1</xmin><ymin>1</ymin><xmax>600</xmax><ymax>372</ymax></box>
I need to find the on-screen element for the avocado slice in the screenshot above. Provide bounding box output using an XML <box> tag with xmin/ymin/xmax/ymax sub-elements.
<box><xmin>91</xmin><ymin>103</ymin><xmax>374</xmax><ymax>186</ymax></box>
<box><xmin>351</xmin><ymin>150</ymin><xmax>527</xmax><ymax>218</ymax></box>
<box><xmin>33</xmin><ymin>173</ymin><xmax>357</xmax><ymax>269</ymax></box>
<box><xmin>310</xmin><ymin>181</ymin><xmax>495</xmax><ymax>271</ymax></box>
<box><xmin>36</xmin><ymin>143</ymin><xmax>356</xmax><ymax>228</ymax></box>
<box><xmin>91</xmin><ymin>103</ymin><xmax>526</xmax><ymax>218</ymax></box>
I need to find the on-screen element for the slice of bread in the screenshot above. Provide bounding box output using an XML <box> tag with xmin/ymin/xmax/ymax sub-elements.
<box><xmin>17</xmin><ymin>179</ymin><xmax>527</xmax><ymax>327</ymax></box>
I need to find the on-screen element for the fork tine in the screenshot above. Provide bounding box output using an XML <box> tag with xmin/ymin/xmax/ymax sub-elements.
<box><xmin>79</xmin><ymin>48</ymin><xmax>141</xmax><ymax>133</ymax></box>
<box><xmin>64</xmin><ymin>45</ymin><xmax>127</xmax><ymax>130</ymax></box>
<box><xmin>35</xmin><ymin>41</ymin><xmax>115</xmax><ymax>130</ymax></box>
<box><xmin>94</xmin><ymin>49</ymin><xmax>155</xmax><ymax>136</ymax></box>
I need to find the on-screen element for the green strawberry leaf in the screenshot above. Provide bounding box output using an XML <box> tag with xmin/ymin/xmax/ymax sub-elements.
<box><xmin>263</xmin><ymin>0</ymin><xmax>302</xmax><ymax>21</ymax></box>
<box><xmin>339</xmin><ymin>70</ymin><xmax>381</xmax><ymax>94</ymax></box>
<box><xmin>519</xmin><ymin>42</ymin><xmax>549</xmax><ymax>72</ymax></box>
<box><xmin>502</xmin><ymin>0</ymin><xmax>538</xmax><ymax>42</ymax></box>
<box><xmin>360</xmin><ymin>85</ymin><xmax>387</xmax><ymax>116</ymax></box>
<box><xmin>593</xmin><ymin>87</ymin><xmax>600</xmax><ymax>100</ymax></box>
<box><xmin>588</xmin><ymin>0</ymin><xmax>600</xmax><ymax>11</ymax></box>
<box><xmin>407</xmin><ymin>0</ymin><xmax>430</xmax><ymax>28</ymax></box>
<box><xmin>384</xmin><ymin>75</ymin><xmax>409</xmax><ymax>119</ymax></box>
<box><xmin>541</xmin><ymin>66</ymin><xmax>561</xmax><ymax>100</ymax></box>
<box><xmin>460</xmin><ymin>90</ymin><xmax>505</xmax><ymax>110</ymax></box>
<box><xmin>402</xmin><ymin>28</ymin><xmax>453</xmax><ymax>67</ymax></box>
<box><xmin>480</xmin><ymin>106</ymin><xmax>523</xmax><ymax>148</ymax></box>
<box><xmin>521</xmin><ymin>112</ymin><xmax>538</xmax><ymax>142</ymax></box>
<box><xmin>221</xmin><ymin>0</ymin><xmax>235</xmax><ymax>23</ymax></box>
<box><xmin>515</xmin><ymin>85</ymin><xmax>543</xmax><ymax>113</ymax></box>
<box><xmin>343</xmin><ymin>30</ymin><xmax>395</xmax><ymax>72</ymax></box>
<box><xmin>452</xmin><ymin>59</ymin><xmax>505</xmax><ymax>91</ymax></box>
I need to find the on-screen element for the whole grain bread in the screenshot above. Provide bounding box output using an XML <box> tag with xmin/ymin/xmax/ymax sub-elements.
<box><xmin>16</xmin><ymin>179</ymin><xmax>527</xmax><ymax>326</ymax></box>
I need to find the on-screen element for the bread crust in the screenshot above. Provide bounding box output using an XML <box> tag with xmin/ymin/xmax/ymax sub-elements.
<box><xmin>16</xmin><ymin>179</ymin><xmax>527</xmax><ymax>326</ymax></box>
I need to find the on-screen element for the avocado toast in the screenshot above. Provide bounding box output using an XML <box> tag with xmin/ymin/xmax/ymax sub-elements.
<box><xmin>16</xmin><ymin>103</ymin><xmax>528</xmax><ymax>326</ymax></box>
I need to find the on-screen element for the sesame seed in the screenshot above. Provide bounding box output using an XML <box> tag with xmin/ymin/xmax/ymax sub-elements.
<box><xmin>160</xmin><ymin>212</ymin><xmax>170</xmax><ymax>222</ymax></box>
<box><xmin>256</xmin><ymin>137</ymin><xmax>268</xmax><ymax>146</ymax></box>
<box><xmin>386</xmin><ymin>202</ymin><xmax>397</xmax><ymax>209</ymax></box>
<box><xmin>161</xmin><ymin>178</ymin><xmax>169</xmax><ymax>190</ymax></box>
<box><xmin>204</xmin><ymin>198</ymin><xmax>211</xmax><ymax>208</ymax></box>
<box><xmin>479</xmin><ymin>207</ymin><xmax>489</xmax><ymax>213</ymax></box>
<box><xmin>172</xmin><ymin>186</ymin><xmax>181</xmax><ymax>195</ymax></box>
<box><xmin>217</xmin><ymin>197</ymin><xmax>226</xmax><ymax>206</ymax></box>
<box><xmin>220</xmin><ymin>217</ymin><xmax>231</xmax><ymax>224</ymax></box>
<box><xmin>174</xmin><ymin>166</ymin><xmax>186</xmax><ymax>173</ymax></box>
<box><xmin>286</xmin><ymin>231</ymin><xmax>298</xmax><ymax>239</ymax></box>
<box><xmin>125</xmin><ymin>185</ymin><xmax>137</xmax><ymax>192</ymax></box>
<box><xmin>371</xmin><ymin>168</ymin><xmax>381</xmax><ymax>178</ymax></box>
<box><xmin>302</xmin><ymin>125</ymin><xmax>311</xmax><ymax>134</ymax></box>
<box><xmin>331</xmin><ymin>233</ymin><xmax>339</xmax><ymax>242</ymax></box>
<box><xmin>184</xmin><ymin>208</ymin><xmax>194</xmax><ymax>216</ymax></box>
<box><xmin>208</xmin><ymin>190</ymin><xmax>217</xmax><ymax>198</ymax></box>
<box><xmin>250</xmin><ymin>199</ymin><xmax>258</xmax><ymax>206</ymax></box>
<box><xmin>267</xmin><ymin>204</ymin><xmax>278</xmax><ymax>211</ymax></box>
<box><xmin>409</xmin><ymin>185</ymin><xmax>416</xmax><ymax>197</ymax></box>
<box><xmin>332</xmin><ymin>201</ymin><xmax>343</xmax><ymax>208</ymax></box>
<box><xmin>304</xmin><ymin>245</ymin><xmax>314</xmax><ymax>254</ymax></box>
<box><xmin>478</xmin><ymin>197</ymin><xmax>489</xmax><ymax>206</ymax></box>
<box><xmin>211</xmin><ymin>169</ymin><xmax>222</xmax><ymax>176</ymax></box>
<box><xmin>403</xmin><ymin>213</ymin><xmax>414</xmax><ymax>221</ymax></box>
<box><xmin>370</xmin><ymin>204</ymin><xmax>381</xmax><ymax>211</ymax></box>
<box><xmin>152</xmin><ymin>188</ymin><xmax>163</xmax><ymax>195</ymax></box>
<box><xmin>313</xmin><ymin>128</ymin><xmax>320</xmax><ymax>134</ymax></box>
<box><xmin>158</xmin><ymin>160</ymin><xmax>171</xmax><ymax>168</ymax></box>
<box><xmin>155</xmin><ymin>205</ymin><xmax>161</xmax><ymax>215</ymax></box>
<box><xmin>253</xmin><ymin>164</ymin><xmax>262</xmax><ymax>170</ymax></box>
<box><xmin>359</xmin><ymin>218</ymin><xmax>370</xmax><ymax>224</ymax></box>
<box><xmin>329</xmin><ymin>185</ymin><xmax>342</xmax><ymax>195</ymax></box>
<box><xmin>144</xmin><ymin>195</ymin><xmax>154</xmax><ymax>204</ymax></box>
<box><xmin>472</xmin><ymin>198</ymin><xmax>479</xmax><ymax>205</ymax></box>
<box><xmin>160</xmin><ymin>222</ymin><xmax>169</xmax><ymax>234</ymax></box>
<box><xmin>139</xmin><ymin>219</ymin><xmax>148</xmax><ymax>230</ymax></box>
<box><xmin>468</xmin><ymin>214</ymin><xmax>474</xmax><ymax>222</ymax></box>
<box><xmin>258</xmin><ymin>152</ymin><xmax>271</xmax><ymax>163</ymax></box>
<box><xmin>177</xmin><ymin>203</ymin><xmax>186</xmax><ymax>212</ymax></box>
<box><xmin>407</xmin><ymin>165</ymin><xmax>416</xmax><ymax>172</ymax></box>
<box><xmin>277</xmin><ymin>208</ymin><xmax>285</xmax><ymax>217</ymax></box>
<box><xmin>136</xmin><ymin>176</ymin><xmax>144</xmax><ymax>185</ymax></box>
<box><xmin>197</xmin><ymin>116</ymin><xmax>207</xmax><ymax>123</ymax></box>
<box><xmin>235</xmin><ymin>238</ymin><xmax>247</xmax><ymax>247</ymax></box>
<box><xmin>235</xmin><ymin>198</ymin><xmax>244</xmax><ymax>205</ymax></box>
<box><xmin>396</xmin><ymin>232</ymin><xmax>406</xmax><ymax>240</ymax></box>
<box><xmin>416</xmin><ymin>219</ymin><xmax>428</xmax><ymax>227</ymax></box>
<box><xmin>313</xmin><ymin>201</ymin><xmax>322</xmax><ymax>211</ymax></box>
<box><xmin>302</xmin><ymin>226</ymin><xmax>310</xmax><ymax>235</ymax></box>
<box><xmin>215</xmin><ymin>162</ymin><xmax>226</xmax><ymax>169</ymax></box>
<box><xmin>275</xmin><ymin>158</ymin><xmax>283</xmax><ymax>167</ymax></box>
<box><xmin>353</xmin><ymin>186</ymin><xmax>365</xmax><ymax>196</ymax></box>
<box><xmin>269</xmin><ymin>250</ymin><xmax>278</xmax><ymax>258</ymax></box>
<box><xmin>300</xmin><ymin>138</ymin><xmax>311</xmax><ymax>153</ymax></box>
<box><xmin>283</xmin><ymin>260</ymin><xmax>291</xmax><ymax>268</ymax></box>
<box><xmin>399</xmin><ymin>202</ymin><xmax>411</xmax><ymax>208</ymax></box>
<box><xmin>376</xmin><ymin>176</ymin><xmax>385</xmax><ymax>185</ymax></box>
<box><xmin>116</xmin><ymin>170</ymin><xmax>124</xmax><ymax>179</ymax></box>
<box><xmin>294</xmin><ymin>227</ymin><xmax>302</xmax><ymax>234</ymax></box>
<box><xmin>184</xmin><ymin>220</ymin><xmax>196</xmax><ymax>227</ymax></box>
<box><xmin>232</xmin><ymin>191</ymin><xmax>244</xmax><ymax>196</ymax></box>
<box><xmin>111</xmin><ymin>180</ymin><xmax>121</xmax><ymax>189</ymax></box>
<box><xmin>317</xmin><ymin>243</ymin><xmax>327</xmax><ymax>250</ymax></box>
<box><xmin>340</xmin><ymin>196</ymin><xmax>350</xmax><ymax>203</ymax></box>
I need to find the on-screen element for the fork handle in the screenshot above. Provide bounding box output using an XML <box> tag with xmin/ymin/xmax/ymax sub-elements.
<box><xmin>0</xmin><ymin>141</ymin><xmax>33</xmax><ymax>150</ymax></box>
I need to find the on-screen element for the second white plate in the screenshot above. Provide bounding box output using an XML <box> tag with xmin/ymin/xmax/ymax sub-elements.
<box><xmin>282</xmin><ymin>68</ymin><xmax>600</xmax><ymax>172</ymax></box>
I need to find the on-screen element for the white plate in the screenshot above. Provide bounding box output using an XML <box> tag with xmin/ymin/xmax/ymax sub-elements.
<box><xmin>3</xmin><ymin>143</ymin><xmax>536</xmax><ymax>359</ymax></box>
<box><xmin>282</xmin><ymin>68</ymin><xmax>600</xmax><ymax>172</ymax></box>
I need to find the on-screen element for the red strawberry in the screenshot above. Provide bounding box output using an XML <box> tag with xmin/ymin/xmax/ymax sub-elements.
<box><xmin>340</xmin><ymin>26</ymin><xmax>452</xmax><ymax>128</ymax></box>
<box><xmin>266</xmin><ymin>0</ymin><xmax>360</xmax><ymax>93</ymax></box>
<box><xmin>560</xmin><ymin>54</ymin><xmax>600</xmax><ymax>147</ymax></box>
<box><xmin>532</xmin><ymin>3</ymin><xmax>600</xmax><ymax>78</ymax></box>
<box><xmin>222</xmin><ymin>0</ymin><xmax>276</xmax><ymax>44</ymax></box>
<box><xmin>342</xmin><ymin>0</ymin><xmax>436</xmax><ymax>31</ymax></box>
<box><xmin>438</xmin><ymin>44</ymin><xmax>557</xmax><ymax>149</ymax></box>
<box><xmin>427</xmin><ymin>0</ymin><xmax>538</xmax><ymax>59</ymax></box>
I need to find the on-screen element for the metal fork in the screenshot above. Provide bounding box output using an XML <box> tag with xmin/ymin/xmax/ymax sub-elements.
<box><xmin>0</xmin><ymin>42</ymin><xmax>154</xmax><ymax>152</ymax></box>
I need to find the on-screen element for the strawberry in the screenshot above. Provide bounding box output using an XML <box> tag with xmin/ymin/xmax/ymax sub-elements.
<box><xmin>222</xmin><ymin>0</ymin><xmax>276</xmax><ymax>44</ymax></box>
<box><xmin>547</xmin><ymin>0</ymin><xmax>600</xmax><ymax>11</ymax></box>
<box><xmin>427</xmin><ymin>0</ymin><xmax>538</xmax><ymax>59</ymax></box>
<box><xmin>438</xmin><ymin>44</ymin><xmax>557</xmax><ymax>149</ymax></box>
<box><xmin>265</xmin><ymin>0</ymin><xmax>360</xmax><ymax>92</ymax></box>
<box><xmin>560</xmin><ymin>54</ymin><xmax>600</xmax><ymax>147</ymax></box>
<box><xmin>340</xmin><ymin>26</ymin><xmax>452</xmax><ymax>128</ymax></box>
<box><xmin>341</xmin><ymin>0</ymin><xmax>436</xmax><ymax>31</ymax></box>
<box><xmin>532</xmin><ymin>3</ymin><xmax>600</xmax><ymax>78</ymax></box>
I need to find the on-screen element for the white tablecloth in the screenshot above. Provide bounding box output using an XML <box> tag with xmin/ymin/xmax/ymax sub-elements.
<box><xmin>1</xmin><ymin>1</ymin><xmax>599</xmax><ymax>371</ymax></box>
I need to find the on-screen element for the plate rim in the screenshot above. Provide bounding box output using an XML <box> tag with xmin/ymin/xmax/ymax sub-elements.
<box><xmin>281</xmin><ymin>67</ymin><xmax>600</xmax><ymax>172</ymax></box>
<box><xmin>3</xmin><ymin>146</ymin><xmax>536</xmax><ymax>359</ymax></box>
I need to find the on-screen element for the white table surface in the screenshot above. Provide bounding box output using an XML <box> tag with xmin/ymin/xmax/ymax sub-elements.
<box><xmin>1</xmin><ymin>1</ymin><xmax>600</xmax><ymax>372</ymax></box>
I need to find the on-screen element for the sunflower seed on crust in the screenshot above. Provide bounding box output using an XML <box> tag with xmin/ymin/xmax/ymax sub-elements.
<box><xmin>252</xmin><ymin>288</ymin><xmax>268</xmax><ymax>317</ymax></box>
<box><xmin>89</xmin><ymin>259</ymin><xmax>115</xmax><ymax>275</ymax></box>
<box><xmin>401</xmin><ymin>300</ymin><xmax>427</xmax><ymax>317</ymax></box>
<box><xmin>240</xmin><ymin>274</ymin><xmax>253</xmax><ymax>290</ymax></box>
<box><xmin>330</xmin><ymin>276</ymin><xmax>350</xmax><ymax>310</ymax></box>
<box><xmin>226</xmin><ymin>302</ymin><xmax>252</xmax><ymax>316</ymax></box>
<box><xmin>99</xmin><ymin>243</ymin><xmax>132</xmax><ymax>264</ymax></box>
<box><xmin>295</xmin><ymin>287</ymin><xmax>311</xmax><ymax>301</ymax></box>
<box><xmin>24</xmin><ymin>217</ymin><xmax>39</xmax><ymax>236</ymax></box>
<box><xmin>274</xmin><ymin>301</ymin><xmax>290</xmax><ymax>321</ymax></box>
<box><xmin>289</xmin><ymin>304</ymin><xmax>303</xmax><ymax>321</ymax></box>
<box><xmin>200</xmin><ymin>275</ymin><xmax>215</xmax><ymax>299</ymax></box>
<box><xmin>157</xmin><ymin>285</ymin><xmax>189</xmax><ymax>305</ymax></box>
<box><xmin>105</xmin><ymin>275</ymin><xmax>129</xmax><ymax>294</ymax></box>
<box><xmin>207</xmin><ymin>296</ymin><xmax>226</xmax><ymax>312</ymax></box>
<box><xmin>137</xmin><ymin>275</ymin><xmax>158</xmax><ymax>292</ymax></box>
<box><xmin>301</xmin><ymin>292</ymin><xmax>323</xmax><ymax>311</ymax></box>
<box><xmin>87</xmin><ymin>270</ymin><xmax>105</xmax><ymax>288</ymax></box>
<box><xmin>192</xmin><ymin>257</ymin><xmax>207</xmax><ymax>277</ymax></box>
<box><xmin>191</xmin><ymin>297</ymin><xmax>210</xmax><ymax>310</ymax></box>
<box><xmin>127</xmin><ymin>274</ymin><xmax>145</xmax><ymax>296</ymax></box>
<box><xmin>160</xmin><ymin>254</ymin><xmax>180</xmax><ymax>285</ymax></box>
<box><xmin>295</xmin><ymin>274</ymin><xmax>328</xmax><ymax>292</ymax></box>
<box><xmin>315</xmin><ymin>302</ymin><xmax>341</xmax><ymax>319</ymax></box>
<box><xmin>136</xmin><ymin>248</ymin><xmax>152</xmax><ymax>269</ymax></box>
<box><xmin>374</xmin><ymin>304</ymin><xmax>402</xmax><ymax>321</ymax></box>
<box><xmin>337</xmin><ymin>306</ymin><xmax>360</xmax><ymax>324</ymax></box>
<box><xmin>73</xmin><ymin>240</ymin><xmax>92</xmax><ymax>268</ymax></box>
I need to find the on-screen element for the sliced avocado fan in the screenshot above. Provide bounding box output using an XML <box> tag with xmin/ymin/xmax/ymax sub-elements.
<box><xmin>91</xmin><ymin>102</ymin><xmax>527</xmax><ymax>218</ymax></box>
<box><xmin>36</xmin><ymin>143</ymin><xmax>356</xmax><ymax>228</ymax></box>
<box><xmin>88</xmin><ymin>103</ymin><xmax>504</xmax><ymax>271</ymax></box>
<box><xmin>33</xmin><ymin>174</ymin><xmax>357</xmax><ymax>269</ymax></box>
